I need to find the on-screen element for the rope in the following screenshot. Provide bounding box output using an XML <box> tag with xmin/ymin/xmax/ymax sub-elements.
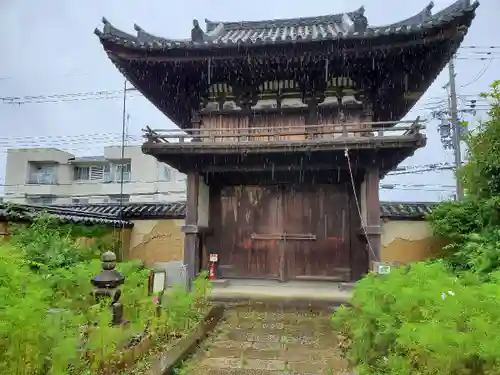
<box><xmin>344</xmin><ymin>147</ymin><xmax>379</xmax><ymax>262</ymax></box>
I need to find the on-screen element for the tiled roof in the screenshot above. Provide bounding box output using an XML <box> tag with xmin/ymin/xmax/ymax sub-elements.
<box><xmin>95</xmin><ymin>0</ymin><xmax>478</xmax><ymax>50</ymax></box>
<box><xmin>0</xmin><ymin>203</ymin><xmax>132</xmax><ymax>227</ymax></box>
<box><xmin>55</xmin><ymin>202</ymin><xmax>186</xmax><ymax>220</ymax></box>
<box><xmin>60</xmin><ymin>201</ymin><xmax>435</xmax><ymax>220</ymax></box>
<box><xmin>380</xmin><ymin>202</ymin><xmax>436</xmax><ymax>219</ymax></box>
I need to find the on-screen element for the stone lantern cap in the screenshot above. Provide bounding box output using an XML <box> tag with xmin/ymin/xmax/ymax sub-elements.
<box><xmin>91</xmin><ymin>251</ymin><xmax>125</xmax><ymax>289</ymax></box>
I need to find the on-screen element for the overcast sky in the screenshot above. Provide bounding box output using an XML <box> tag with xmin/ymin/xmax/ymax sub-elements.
<box><xmin>0</xmin><ymin>0</ymin><xmax>498</xmax><ymax>202</ymax></box>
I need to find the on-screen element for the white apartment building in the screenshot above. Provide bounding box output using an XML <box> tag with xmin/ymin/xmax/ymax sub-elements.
<box><xmin>3</xmin><ymin>146</ymin><xmax>187</xmax><ymax>205</ymax></box>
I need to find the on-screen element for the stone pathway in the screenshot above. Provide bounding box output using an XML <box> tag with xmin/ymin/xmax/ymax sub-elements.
<box><xmin>183</xmin><ymin>302</ymin><xmax>348</xmax><ymax>375</ymax></box>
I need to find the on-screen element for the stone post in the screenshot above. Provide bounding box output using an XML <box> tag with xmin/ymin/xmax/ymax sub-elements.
<box><xmin>90</xmin><ymin>251</ymin><xmax>125</xmax><ymax>326</ymax></box>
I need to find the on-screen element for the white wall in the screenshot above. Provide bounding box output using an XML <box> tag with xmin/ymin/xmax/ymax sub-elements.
<box><xmin>3</xmin><ymin>146</ymin><xmax>186</xmax><ymax>204</ymax></box>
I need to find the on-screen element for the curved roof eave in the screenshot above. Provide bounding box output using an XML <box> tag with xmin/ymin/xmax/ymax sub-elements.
<box><xmin>94</xmin><ymin>0</ymin><xmax>478</xmax><ymax>53</ymax></box>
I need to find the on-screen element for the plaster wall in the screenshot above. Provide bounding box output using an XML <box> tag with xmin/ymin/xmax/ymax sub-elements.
<box><xmin>380</xmin><ymin>219</ymin><xmax>445</xmax><ymax>263</ymax></box>
<box><xmin>123</xmin><ymin>217</ymin><xmax>445</xmax><ymax>270</ymax></box>
<box><xmin>127</xmin><ymin>219</ymin><xmax>185</xmax><ymax>267</ymax></box>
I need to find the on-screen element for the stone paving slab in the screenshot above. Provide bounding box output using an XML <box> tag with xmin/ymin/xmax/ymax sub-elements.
<box><xmin>225</xmin><ymin>317</ymin><xmax>333</xmax><ymax>331</ymax></box>
<box><xmin>226</xmin><ymin>331</ymin><xmax>335</xmax><ymax>347</ymax></box>
<box><xmin>208</xmin><ymin>346</ymin><xmax>288</xmax><ymax>360</ymax></box>
<box><xmin>200</xmin><ymin>357</ymin><xmax>288</xmax><ymax>371</ymax></box>
<box><xmin>183</xmin><ymin>303</ymin><xmax>349</xmax><ymax>375</ymax></box>
<box><xmin>193</xmin><ymin>367</ymin><xmax>276</xmax><ymax>375</ymax></box>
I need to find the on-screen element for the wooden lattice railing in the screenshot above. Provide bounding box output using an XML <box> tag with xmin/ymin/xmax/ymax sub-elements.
<box><xmin>143</xmin><ymin>118</ymin><xmax>425</xmax><ymax>144</ymax></box>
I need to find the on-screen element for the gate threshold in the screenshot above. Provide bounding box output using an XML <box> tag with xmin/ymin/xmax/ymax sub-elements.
<box><xmin>209</xmin><ymin>279</ymin><xmax>353</xmax><ymax>306</ymax></box>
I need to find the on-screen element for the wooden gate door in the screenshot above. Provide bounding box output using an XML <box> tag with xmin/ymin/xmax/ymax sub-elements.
<box><xmin>217</xmin><ymin>186</ymin><xmax>282</xmax><ymax>279</ymax></box>
<box><xmin>283</xmin><ymin>184</ymin><xmax>351</xmax><ymax>281</ymax></box>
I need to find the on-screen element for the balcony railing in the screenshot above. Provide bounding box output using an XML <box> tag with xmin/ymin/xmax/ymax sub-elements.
<box><xmin>27</xmin><ymin>174</ymin><xmax>57</xmax><ymax>185</ymax></box>
<box><xmin>103</xmin><ymin>171</ymin><xmax>131</xmax><ymax>183</ymax></box>
<box><xmin>143</xmin><ymin>118</ymin><xmax>425</xmax><ymax>144</ymax></box>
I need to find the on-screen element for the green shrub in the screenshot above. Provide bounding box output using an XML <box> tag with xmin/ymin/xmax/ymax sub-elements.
<box><xmin>0</xmin><ymin>214</ymin><xmax>212</xmax><ymax>375</ymax></box>
<box><xmin>10</xmin><ymin>215</ymin><xmax>96</xmax><ymax>269</ymax></box>
<box><xmin>332</xmin><ymin>262</ymin><xmax>500</xmax><ymax>375</ymax></box>
<box><xmin>428</xmin><ymin>199</ymin><xmax>500</xmax><ymax>277</ymax></box>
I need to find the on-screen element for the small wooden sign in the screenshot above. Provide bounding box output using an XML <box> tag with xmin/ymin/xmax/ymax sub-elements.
<box><xmin>209</xmin><ymin>254</ymin><xmax>218</xmax><ymax>262</ymax></box>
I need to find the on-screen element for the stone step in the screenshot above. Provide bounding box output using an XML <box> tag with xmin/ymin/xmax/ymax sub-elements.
<box><xmin>224</xmin><ymin>308</ymin><xmax>332</xmax><ymax>319</ymax></box>
<box><xmin>191</xmin><ymin>369</ymin><xmax>348</xmax><ymax>375</ymax></box>
<box><xmin>191</xmin><ymin>367</ymin><xmax>277</xmax><ymax>375</ymax></box>
<box><xmin>199</xmin><ymin>357</ymin><xmax>287</xmax><ymax>371</ymax></box>
<box><xmin>207</xmin><ymin>345</ymin><xmax>286</xmax><ymax>360</ymax></box>
<box><xmin>225</xmin><ymin>308</ymin><xmax>330</xmax><ymax>321</ymax></box>
<box><xmin>191</xmin><ymin>359</ymin><xmax>347</xmax><ymax>375</ymax></box>
<box><xmin>223</xmin><ymin>318</ymin><xmax>333</xmax><ymax>332</ymax></box>
<box><xmin>227</xmin><ymin>302</ymin><xmax>333</xmax><ymax>312</ymax></box>
<box><xmin>207</xmin><ymin>343</ymin><xmax>344</xmax><ymax>362</ymax></box>
<box><xmin>225</xmin><ymin>330</ymin><xmax>336</xmax><ymax>347</ymax></box>
<box><xmin>224</xmin><ymin>323</ymin><xmax>319</xmax><ymax>337</ymax></box>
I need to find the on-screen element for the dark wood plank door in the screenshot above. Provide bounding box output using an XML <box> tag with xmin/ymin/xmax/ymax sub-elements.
<box><xmin>216</xmin><ymin>186</ymin><xmax>282</xmax><ymax>279</ymax></box>
<box><xmin>283</xmin><ymin>184</ymin><xmax>351</xmax><ymax>281</ymax></box>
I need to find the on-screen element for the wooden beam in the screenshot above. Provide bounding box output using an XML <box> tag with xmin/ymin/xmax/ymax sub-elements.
<box><xmin>143</xmin><ymin>135</ymin><xmax>426</xmax><ymax>155</ymax></box>
<box><xmin>364</xmin><ymin>166</ymin><xmax>382</xmax><ymax>267</ymax></box>
<box><xmin>204</xmin><ymin>163</ymin><xmax>345</xmax><ymax>173</ymax></box>
<box><xmin>183</xmin><ymin>173</ymin><xmax>200</xmax><ymax>286</ymax></box>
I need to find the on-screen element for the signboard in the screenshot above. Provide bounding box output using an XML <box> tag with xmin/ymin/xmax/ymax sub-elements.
<box><xmin>209</xmin><ymin>254</ymin><xmax>218</xmax><ymax>262</ymax></box>
<box><xmin>152</xmin><ymin>271</ymin><xmax>166</xmax><ymax>293</ymax></box>
<box><xmin>378</xmin><ymin>264</ymin><xmax>391</xmax><ymax>275</ymax></box>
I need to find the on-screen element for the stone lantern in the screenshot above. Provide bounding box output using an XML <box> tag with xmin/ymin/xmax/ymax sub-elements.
<box><xmin>91</xmin><ymin>251</ymin><xmax>125</xmax><ymax>326</ymax></box>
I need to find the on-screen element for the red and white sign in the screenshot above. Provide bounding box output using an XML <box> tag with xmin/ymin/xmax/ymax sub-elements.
<box><xmin>209</xmin><ymin>253</ymin><xmax>218</xmax><ymax>263</ymax></box>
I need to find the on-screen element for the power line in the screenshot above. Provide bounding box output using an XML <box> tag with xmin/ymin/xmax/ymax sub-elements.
<box><xmin>0</xmin><ymin>168</ymin><xmax>459</xmax><ymax>187</ymax></box>
<box><xmin>461</xmin><ymin>45</ymin><xmax>500</xmax><ymax>49</ymax></box>
<box><xmin>460</xmin><ymin>59</ymin><xmax>494</xmax><ymax>88</ymax></box>
<box><xmin>456</xmin><ymin>56</ymin><xmax>500</xmax><ymax>61</ymax></box>
<box><xmin>0</xmin><ymin>179</ymin><xmax>454</xmax><ymax>192</ymax></box>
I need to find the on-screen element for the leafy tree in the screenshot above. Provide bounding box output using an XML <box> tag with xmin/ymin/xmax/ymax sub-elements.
<box><xmin>428</xmin><ymin>80</ymin><xmax>500</xmax><ymax>276</ymax></box>
<box><xmin>458</xmin><ymin>80</ymin><xmax>500</xmax><ymax>197</ymax></box>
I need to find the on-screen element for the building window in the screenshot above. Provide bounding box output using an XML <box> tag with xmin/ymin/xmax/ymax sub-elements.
<box><xmin>115</xmin><ymin>163</ymin><xmax>131</xmax><ymax>182</ymax></box>
<box><xmin>27</xmin><ymin>196</ymin><xmax>55</xmax><ymax>205</ymax></box>
<box><xmin>74</xmin><ymin>165</ymin><xmax>104</xmax><ymax>181</ymax></box>
<box><xmin>109</xmin><ymin>195</ymin><xmax>130</xmax><ymax>204</ymax></box>
<box><xmin>27</xmin><ymin>163</ymin><xmax>57</xmax><ymax>185</ymax></box>
<box><xmin>163</xmin><ymin>166</ymin><xmax>173</xmax><ymax>181</ymax></box>
<box><xmin>72</xmin><ymin>198</ymin><xmax>89</xmax><ymax>204</ymax></box>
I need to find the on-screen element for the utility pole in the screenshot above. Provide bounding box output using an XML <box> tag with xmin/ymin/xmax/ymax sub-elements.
<box><xmin>448</xmin><ymin>58</ymin><xmax>464</xmax><ymax>200</ymax></box>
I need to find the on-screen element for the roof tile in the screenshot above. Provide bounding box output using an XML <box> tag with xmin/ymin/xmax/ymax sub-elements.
<box><xmin>95</xmin><ymin>0</ymin><xmax>478</xmax><ymax>50</ymax></box>
<box><xmin>56</xmin><ymin>202</ymin><xmax>186</xmax><ymax>219</ymax></box>
<box><xmin>60</xmin><ymin>201</ymin><xmax>435</xmax><ymax>220</ymax></box>
<box><xmin>0</xmin><ymin>203</ymin><xmax>132</xmax><ymax>227</ymax></box>
<box><xmin>380</xmin><ymin>202</ymin><xmax>435</xmax><ymax>219</ymax></box>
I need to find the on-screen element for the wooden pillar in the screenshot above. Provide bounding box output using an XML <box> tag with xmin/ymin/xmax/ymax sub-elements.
<box><xmin>183</xmin><ymin>172</ymin><xmax>200</xmax><ymax>286</ymax></box>
<box><xmin>364</xmin><ymin>166</ymin><xmax>381</xmax><ymax>269</ymax></box>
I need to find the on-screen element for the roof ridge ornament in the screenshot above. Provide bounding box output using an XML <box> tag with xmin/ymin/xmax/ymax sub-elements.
<box><xmin>102</xmin><ymin>17</ymin><xmax>112</xmax><ymax>34</ymax></box>
<box><xmin>191</xmin><ymin>19</ymin><xmax>206</xmax><ymax>43</ymax></box>
<box><xmin>351</xmin><ymin>6</ymin><xmax>368</xmax><ymax>34</ymax></box>
<box><xmin>425</xmin><ymin>2</ymin><xmax>434</xmax><ymax>16</ymax></box>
